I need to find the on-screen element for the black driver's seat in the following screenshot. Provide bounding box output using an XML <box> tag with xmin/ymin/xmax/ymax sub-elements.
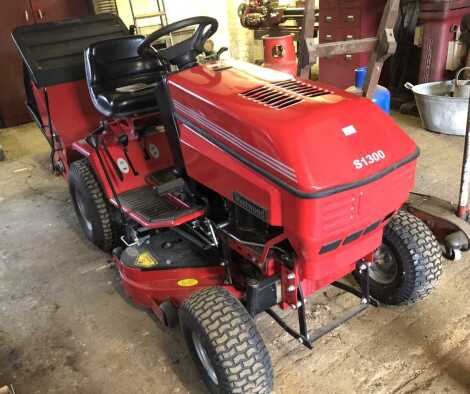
<box><xmin>85</xmin><ymin>36</ymin><xmax>163</xmax><ymax>118</ymax></box>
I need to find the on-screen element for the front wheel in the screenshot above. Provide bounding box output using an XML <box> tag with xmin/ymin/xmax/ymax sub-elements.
<box><xmin>359</xmin><ymin>210</ymin><xmax>442</xmax><ymax>305</ymax></box>
<box><xmin>179</xmin><ymin>287</ymin><xmax>273</xmax><ymax>394</ymax></box>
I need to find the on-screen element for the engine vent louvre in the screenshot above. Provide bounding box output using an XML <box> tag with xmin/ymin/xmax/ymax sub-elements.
<box><xmin>241</xmin><ymin>85</ymin><xmax>303</xmax><ymax>109</ymax></box>
<box><xmin>272</xmin><ymin>80</ymin><xmax>331</xmax><ymax>98</ymax></box>
<box><xmin>240</xmin><ymin>80</ymin><xmax>331</xmax><ymax>110</ymax></box>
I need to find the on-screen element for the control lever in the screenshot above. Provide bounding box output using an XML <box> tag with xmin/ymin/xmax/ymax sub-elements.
<box><xmin>216</xmin><ymin>47</ymin><xmax>229</xmax><ymax>59</ymax></box>
<box><xmin>118</xmin><ymin>134</ymin><xmax>139</xmax><ymax>176</ymax></box>
<box><xmin>86</xmin><ymin>123</ymin><xmax>124</xmax><ymax>182</ymax></box>
<box><xmin>202</xmin><ymin>47</ymin><xmax>229</xmax><ymax>62</ymax></box>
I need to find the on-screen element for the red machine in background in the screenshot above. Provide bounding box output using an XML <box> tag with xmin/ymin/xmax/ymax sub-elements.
<box><xmin>13</xmin><ymin>14</ymin><xmax>443</xmax><ymax>394</ymax></box>
<box><xmin>418</xmin><ymin>0</ymin><xmax>470</xmax><ymax>83</ymax></box>
<box><xmin>263</xmin><ymin>33</ymin><xmax>298</xmax><ymax>76</ymax></box>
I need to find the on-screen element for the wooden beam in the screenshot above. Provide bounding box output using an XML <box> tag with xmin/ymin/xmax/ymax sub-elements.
<box><xmin>298</xmin><ymin>0</ymin><xmax>316</xmax><ymax>79</ymax></box>
<box><xmin>363</xmin><ymin>0</ymin><xmax>400</xmax><ymax>99</ymax></box>
<box><xmin>305</xmin><ymin>37</ymin><xmax>377</xmax><ymax>62</ymax></box>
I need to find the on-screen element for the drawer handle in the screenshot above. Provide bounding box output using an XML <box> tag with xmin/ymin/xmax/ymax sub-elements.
<box><xmin>346</xmin><ymin>15</ymin><xmax>355</xmax><ymax>22</ymax></box>
<box><xmin>325</xmin><ymin>15</ymin><xmax>333</xmax><ymax>21</ymax></box>
<box><xmin>325</xmin><ymin>34</ymin><xmax>333</xmax><ymax>40</ymax></box>
<box><xmin>345</xmin><ymin>34</ymin><xmax>354</xmax><ymax>40</ymax></box>
<box><xmin>345</xmin><ymin>54</ymin><xmax>353</xmax><ymax>60</ymax></box>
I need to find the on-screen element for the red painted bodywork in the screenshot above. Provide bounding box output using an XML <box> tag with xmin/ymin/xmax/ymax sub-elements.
<box><xmin>114</xmin><ymin>258</ymin><xmax>238</xmax><ymax>312</ymax></box>
<box><xmin>168</xmin><ymin>62</ymin><xmax>418</xmax><ymax>296</ymax></box>
<box><xmin>30</xmin><ymin>59</ymin><xmax>418</xmax><ymax>317</ymax></box>
<box><xmin>32</xmin><ymin>81</ymin><xmax>174</xmax><ymax>190</ymax></box>
<box><xmin>33</xmin><ymin>80</ymin><xmax>102</xmax><ymax>147</ymax></box>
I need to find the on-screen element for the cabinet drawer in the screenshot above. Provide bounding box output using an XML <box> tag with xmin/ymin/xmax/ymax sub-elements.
<box><xmin>321</xmin><ymin>0</ymin><xmax>338</xmax><ymax>9</ymax></box>
<box><xmin>344</xmin><ymin>53</ymin><xmax>360</xmax><ymax>63</ymax></box>
<box><xmin>319</xmin><ymin>24</ymin><xmax>339</xmax><ymax>43</ymax></box>
<box><xmin>320</xmin><ymin>9</ymin><xmax>337</xmax><ymax>25</ymax></box>
<box><xmin>321</xmin><ymin>54</ymin><xmax>361</xmax><ymax>69</ymax></box>
<box><xmin>338</xmin><ymin>0</ymin><xmax>361</xmax><ymax>8</ymax></box>
<box><xmin>341</xmin><ymin>8</ymin><xmax>361</xmax><ymax>27</ymax></box>
<box><xmin>320</xmin><ymin>56</ymin><xmax>359</xmax><ymax>88</ymax></box>
<box><xmin>320</xmin><ymin>28</ymin><xmax>361</xmax><ymax>45</ymax></box>
<box><xmin>320</xmin><ymin>31</ymin><xmax>338</xmax><ymax>43</ymax></box>
<box><xmin>338</xmin><ymin>27</ymin><xmax>361</xmax><ymax>41</ymax></box>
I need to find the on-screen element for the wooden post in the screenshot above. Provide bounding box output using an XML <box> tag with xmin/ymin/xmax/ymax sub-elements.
<box><xmin>363</xmin><ymin>0</ymin><xmax>400</xmax><ymax>98</ymax></box>
<box><xmin>298</xmin><ymin>0</ymin><xmax>316</xmax><ymax>79</ymax></box>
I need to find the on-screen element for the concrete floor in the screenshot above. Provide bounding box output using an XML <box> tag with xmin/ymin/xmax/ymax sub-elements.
<box><xmin>1</xmin><ymin>115</ymin><xmax>470</xmax><ymax>394</ymax></box>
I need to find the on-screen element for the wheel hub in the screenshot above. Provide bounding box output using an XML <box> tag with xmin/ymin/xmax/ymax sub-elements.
<box><xmin>192</xmin><ymin>332</ymin><xmax>218</xmax><ymax>385</ymax></box>
<box><xmin>369</xmin><ymin>244</ymin><xmax>399</xmax><ymax>285</ymax></box>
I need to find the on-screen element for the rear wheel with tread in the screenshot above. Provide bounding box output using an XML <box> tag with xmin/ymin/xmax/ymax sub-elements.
<box><xmin>180</xmin><ymin>286</ymin><xmax>273</xmax><ymax>394</ymax></box>
<box><xmin>69</xmin><ymin>159</ymin><xmax>119</xmax><ymax>252</ymax></box>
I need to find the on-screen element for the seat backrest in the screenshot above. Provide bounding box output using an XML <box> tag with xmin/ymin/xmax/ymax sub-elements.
<box><xmin>85</xmin><ymin>36</ymin><xmax>162</xmax><ymax>89</ymax></box>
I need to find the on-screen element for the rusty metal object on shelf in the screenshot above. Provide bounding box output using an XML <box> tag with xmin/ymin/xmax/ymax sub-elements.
<box><xmin>238</xmin><ymin>0</ymin><xmax>283</xmax><ymax>30</ymax></box>
<box><xmin>238</xmin><ymin>0</ymin><xmax>308</xmax><ymax>31</ymax></box>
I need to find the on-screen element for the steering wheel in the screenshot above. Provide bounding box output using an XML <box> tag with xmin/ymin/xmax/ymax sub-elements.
<box><xmin>138</xmin><ymin>16</ymin><xmax>219</xmax><ymax>69</ymax></box>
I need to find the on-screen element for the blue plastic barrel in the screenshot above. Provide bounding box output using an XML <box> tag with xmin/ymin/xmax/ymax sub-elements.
<box><xmin>348</xmin><ymin>67</ymin><xmax>391</xmax><ymax>113</ymax></box>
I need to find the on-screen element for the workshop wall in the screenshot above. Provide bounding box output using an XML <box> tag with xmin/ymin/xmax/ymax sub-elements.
<box><xmin>115</xmin><ymin>0</ymin><xmax>261</xmax><ymax>61</ymax></box>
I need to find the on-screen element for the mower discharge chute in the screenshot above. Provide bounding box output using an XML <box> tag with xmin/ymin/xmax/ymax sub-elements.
<box><xmin>13</xmin><ymin>14</ymin><xmax>443</xmax><ymax>394</ymax></box>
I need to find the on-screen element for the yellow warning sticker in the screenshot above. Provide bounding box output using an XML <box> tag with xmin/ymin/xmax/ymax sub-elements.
<box><xmin>177</xmin><ymin>278</ymin><xmax>199</xmax><ymax>287</ymax></box>
<box><xmin>135</xmin><ymin>252</ymin><xmax>158</xmax><ymax>269</ymax></box>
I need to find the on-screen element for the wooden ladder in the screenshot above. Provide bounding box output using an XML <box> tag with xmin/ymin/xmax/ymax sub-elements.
<box><xmin>298</xmin><ymin>0</ymin><xmax>400</xmax><ymax>99</ymax></box>
<box><xmin>129</xmin><ymin>0</ymin><xmax>169</xmax><ymax>35</ymax></box>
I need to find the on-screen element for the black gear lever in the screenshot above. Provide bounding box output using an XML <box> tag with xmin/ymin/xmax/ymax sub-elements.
<box><xmin>118</xmin><ymin>134</ymin><xmax>139</xmax><ymax>176</ymax></box>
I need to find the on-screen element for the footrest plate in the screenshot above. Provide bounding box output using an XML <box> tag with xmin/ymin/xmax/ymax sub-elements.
<box><xmin>118</xmin><ymin>186</ymin><xmax>203</xmax><ymax>224</ymax></box>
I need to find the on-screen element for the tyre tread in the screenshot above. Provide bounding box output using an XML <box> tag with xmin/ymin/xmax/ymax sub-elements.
<box><xmin>383</xmin><ymin>210</ymin><xmax>442</xmax><ymax>305</ymax></box>
<box><xmin>180</xmin><ymin>287</ymin><xmax>273</xmax><ymax>394</ymax></box>
<box><xmin>69</xmin><ymin>159</ymin><xmax>118</xmax><ymax>252</ymax></box>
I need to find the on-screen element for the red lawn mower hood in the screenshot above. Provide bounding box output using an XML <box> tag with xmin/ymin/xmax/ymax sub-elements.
<box><xmin>169</xmin><ymin>60</ymin><xmax>418</xmax><ymax>195</ymax></box>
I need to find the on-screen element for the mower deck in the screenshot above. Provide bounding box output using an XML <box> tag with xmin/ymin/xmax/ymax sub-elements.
<box><xmin>405</xmin><ymin>192</ymin><xmax>470</xmax><ymax>256</ymax></box>
<box><xmin>119</xmin><ymin>230</ymin><xmax>220</xmax><ymax>270</ymax></box>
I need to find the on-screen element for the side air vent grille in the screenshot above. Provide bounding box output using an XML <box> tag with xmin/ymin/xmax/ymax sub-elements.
<box><xmin>240</xmin><ymin>80</ymin><xmax>331</xmax><ymax>110</ymax></box>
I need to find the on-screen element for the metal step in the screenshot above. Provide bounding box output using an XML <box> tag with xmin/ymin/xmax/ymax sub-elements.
<box><xmin>134</xmin><ymin>11</ymin><xmax>166</xmax><ymax>19</ymax></box>
<box><xmin>119</xmin><ymin>186</ymin><xmax>202</xmax><ymax>224</ymax></box>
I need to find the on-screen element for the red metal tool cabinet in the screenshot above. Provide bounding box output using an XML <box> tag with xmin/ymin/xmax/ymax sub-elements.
<box><xmin>318</xmin><ymin>0</ymin><xmax>386</xmax><ymax>89</ymax></box>
<box><xmin>419</xmin><ymin>0</ymin><xmax>470</xmax><ymax>83</ymax></box>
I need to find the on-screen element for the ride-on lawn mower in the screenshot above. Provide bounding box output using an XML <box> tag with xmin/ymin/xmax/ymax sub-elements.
<box><xmin>13</xmin><ymin>13</ymin><xmax>442</xmax><ymax>393</ymax></box>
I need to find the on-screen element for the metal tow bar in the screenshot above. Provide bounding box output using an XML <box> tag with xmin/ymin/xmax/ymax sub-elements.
<box><xmin>266</xmin><ymin>261</ymin><xmax>378</xmax><ymax>349</ymax></box>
